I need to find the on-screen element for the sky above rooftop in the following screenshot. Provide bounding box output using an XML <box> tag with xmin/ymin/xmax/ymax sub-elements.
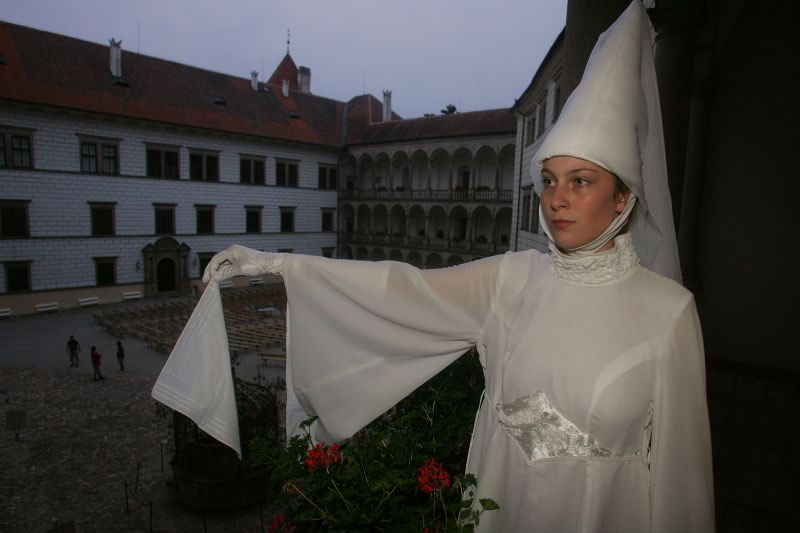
<box><xmin>2</xmin><ymin>0</ymin><xmax>567</xmax><ymax>119</ymax></box>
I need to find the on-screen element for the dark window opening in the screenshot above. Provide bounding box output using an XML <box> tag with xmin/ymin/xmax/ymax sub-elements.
<box><xmin>276</xmin><ymin>161</ymin><xmax>298</xmax><ymax>187</ymax></box>
<box><xmin>322</xmin><ymin>210</ymin><xmax>334</xmax><ymax>232</ymax></box>
<box><xmin>4</xmin><ymin>261</ymin><xmax>31</xmax><ymax>292</ymax></box>
<box><xmin>147</xmin><ymin>148</ymin><xmax>179</xmax><ymax>178</ymax></box>
<box><xmin>280</xmin><ymin>208</ymin><xmax>295</xmax><ymax>232</ymax></box>
<box><xmin>318</xmin><ymin>166</ymin><xmax>338</xmax><ymax>189</ymax></box>
<box><xmin>190</xmin><ymin>152</ymin><xmax>219</xmax><ymax>181</ymax></box>
<box><xmin>90</xmin><ymin>203</ymin><xmax>115</xmax><ymax>236</ymax></box>
<box><xmin>154</xmin><ymin>205</ymin><xmax>175</xmax><ymax>235</ymax></box>
<box><xmin>196</xmin><ymin>206</ymin><xmax>215</xmax><ymax>234</ymax></box>
<box><xmin>81</xmin><ymin>141</ymin><xmax>118</xmax><ymax>174</ymax></box>
<box><xmin>94</xmin><ymin>257</ymin><xmax>116</xmax><ymax>286</ymax></box>
<box><xmin>245</xmin><ymin>208</ymin><xmax>262</xmax><ymax>233</ymax></box>
<box><xmin>1</xmin><ymin>201</ymin><xmax>30</xmax><ymax>238</ymax></box>
<box><xmin>240</xmin><ymin>157</ymin><xmax>265</xmax><ymax>185</ymax></box>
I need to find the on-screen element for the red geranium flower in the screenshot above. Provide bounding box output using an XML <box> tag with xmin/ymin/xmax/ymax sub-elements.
<box><xmin>268</xmin><ymin>514</ymin><xmax>294</xmax><ymax>532</ymax></box>
<box><xmin>305</xmin><ymin>442</ymin><xmax>342</xmax><ymax>471</ymax></box>
<box><xmin>417</xmin><ymin>458</ymin><xmax>451</xmax><ymax>494</ymax></box>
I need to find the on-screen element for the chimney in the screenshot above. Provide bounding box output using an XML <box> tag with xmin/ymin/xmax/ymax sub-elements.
<box><xmin>297</xmin><ymin>66</ymin><xmax>311</xmax><ymax>94</ymax></box>
<box><xmin>109</xmin><ymin>38</ymin><xmax>122</xmax><ymax>77</ymax></box>
<box><xmin>250</xmin><ymin>71</ymin><xmax>259</xmax><ymax>91</ymax></box>
<box><xmin>382</xmin><ymin>90</ymin><xmax>392</xmax><ymax>122</ymax></box>
<box><xmin>282</xmin><ymin>79</ymin><xmax>289</xmax><ymax>97</ymax></box>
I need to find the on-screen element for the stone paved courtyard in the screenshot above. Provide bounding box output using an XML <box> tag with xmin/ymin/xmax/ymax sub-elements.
<box><xmin>0</xmin><ymin>307</ymin><xmax>280</xmax><ymax>532</ymax></box>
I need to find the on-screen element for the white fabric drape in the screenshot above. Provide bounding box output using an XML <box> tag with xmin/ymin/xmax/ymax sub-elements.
<box><xmin>282</xmin><ymin>254</ymin><xmax>505</xmax><ymax>442</ymax></box>
<box><xmin>151</xmin><ymin>280</ymin><xmax>241</xmax><ymax>457</ymax></box>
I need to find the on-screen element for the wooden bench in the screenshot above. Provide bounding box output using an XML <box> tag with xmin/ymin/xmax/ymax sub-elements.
<box><xmin>0</xmin><ymin>308</ymin><xmax>11</xmax><ymax>319</ymax></box>
<box><xmin>35</xmin><ymin>302</ymin><xmax>60</xmax><ymax>313</ymax></box>
<box><xmin>122</xmin><ymin>291</ymin><xmax>142</xmax><ymax>301</ymax></box>
<box><xmin>78</xmin><ymin>296</ymin><xmax>100</xmax><ymax>308</ymax></box>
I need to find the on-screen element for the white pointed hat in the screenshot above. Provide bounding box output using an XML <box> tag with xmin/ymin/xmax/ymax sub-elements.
<box><xmin>532</xmin><ymin>0</ymin><xmax>681</xmax><ymax>282</ymax></box>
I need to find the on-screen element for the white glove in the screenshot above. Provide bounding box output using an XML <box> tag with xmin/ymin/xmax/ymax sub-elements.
<box><xmin>202</xmin><ymin>245</ymin><xmax>284</xmax><ymax>283</ymax></box>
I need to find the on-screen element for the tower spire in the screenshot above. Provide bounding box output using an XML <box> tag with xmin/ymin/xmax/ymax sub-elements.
<box><xmin>286</xmin><ymin>28</ymin><xmax>290</xmax><ymax>55</ymax></box>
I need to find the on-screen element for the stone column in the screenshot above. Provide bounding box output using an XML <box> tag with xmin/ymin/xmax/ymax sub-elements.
<box><xmin>651</xmin><ymin>5</ymin><xmax>701</xmax><ymax>226</ymax></box>
<box><xmin>677</xmin><ymin>81</ymin><xmax>711</xmax><ymax>292</ymax></box>
<box><xmin>495</xmin><ymin>152</ymin><xmax>501</xmax><ymax>191</ymax></box>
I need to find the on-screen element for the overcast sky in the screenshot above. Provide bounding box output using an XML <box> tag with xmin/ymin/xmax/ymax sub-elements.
<box><xmin>2</xmin><ymin>0</ymin><xmax>567</xmax><ymax>118</ymax></box>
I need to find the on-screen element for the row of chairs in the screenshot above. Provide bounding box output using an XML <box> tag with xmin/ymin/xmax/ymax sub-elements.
<box><xmin>93</xmin><ymin>284</ymin><xmax>287</xmax><ymax>355</ymax></box>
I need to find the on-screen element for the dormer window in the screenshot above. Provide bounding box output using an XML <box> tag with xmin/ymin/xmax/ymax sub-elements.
<box><xmin>287</xmin><ymin>110</ymin><xmax>300</xmax><ymax>119</ymax></box>
<box><xmin>213</xmin><ymin>96</ymin><xmax>226</xmax><ymax>106</ymax></box>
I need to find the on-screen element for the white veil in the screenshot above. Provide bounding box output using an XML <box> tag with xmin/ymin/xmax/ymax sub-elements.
<box><xmin>532</xmin><ymin>0</ymin><xmax>681</xmax><ymax>283</ymax></box>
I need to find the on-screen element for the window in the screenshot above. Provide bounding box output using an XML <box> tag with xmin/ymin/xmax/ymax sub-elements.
<box><xmin>80</xmin><ymin>139</ymin><xmax>118</xmax><ymax>174</ymax></box>
<box><xmin>0</xmin><ymin>130</ymin><xmax>33</xmax><ymax>168</ymax></box>
<box><xmin>552</xmin><ymin>86</ymin><xmax>562</xmax><ymax>123</ymax></box>
<box><xmin>318</xmin><ymin>165</ymin><xmax>338</xmax><ymax>189</ymax></box>
<box><xmin>240</xmin><ymin>157</ymin><xmax>265</xmax><ymax>184</ymax></box>
<box><xmin>520</xmin><ymin>186</ymin><xmax>532</xmax><ymax>231</ymax></box>
<box><xmin>321</xmin><ymin>208</ymin><xmax>335</xmax><ymax>232</ymax></box>
<box><xmin>537</xmin><ymin>96</ymin><xmax>547</xmax><ymax>137</ymax></box>
<box><xmin>196</xmin><ymin>252</ymin><xmax>216</xmax><ymax>278</ymax></box>
<box><xmin>190</xmin><ymin>151</ymin><xmax>219</xmax><ymax>181</ymax></box>
<box><xmin>280</xmin><ymin>207</ymin><xmax>295</xmax><ymax>232</ymax></box>
<box><xmin>195</xmin><ymin>205</ymin><xmax>215</xmax><ymax>234</ymax></box>
<box><xmin>4</xmin><ymin>261</ymin><xmax>31</xmax><ymax>292</ymax></box>
<box><xmin>276</xmin><ymin>160</ymin><xmax>298</xmax><ymax>187</ymax></box>
<box><xmin>322</xmin><ymin>247</ymin><xmax>335</xmax><ymax>258</ymax></box>
<box><xmin>154</xmin><ymin>204</ymin><xmax>175</xmax><ymax>235</ymax></box>
<box><xmin>525</xmin><ymin>116</ymin><xmax>536</xmax><ymax>146</ymax></box>
<box><xmin>0</xmin><ymin>200</ymin><xmax>30</xmax><ymax>238</ymax></box>
<box><xmin>146</xmin><ymin>146</ymin><xmax>180</xmax><ymax>178</ymax></box>
<box><xmin>245</xmin><ymin>206</ymin><xmax>262</xmax><ymax>233</ymax></box>
<box><xmin>89</xmin><ymin>202</ymin><xmax>115</xmax><ymax>236</ymax></box>
<box><xmin>94</xmin><ymin>257</ymin><xmax>116</xmax><ymax>286</ymax></box>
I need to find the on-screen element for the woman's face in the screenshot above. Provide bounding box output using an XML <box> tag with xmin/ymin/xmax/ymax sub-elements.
<box><xmin>540</xmin><ymin>156</ymin><xmax>629</xmax><ymax>252</ymax></box>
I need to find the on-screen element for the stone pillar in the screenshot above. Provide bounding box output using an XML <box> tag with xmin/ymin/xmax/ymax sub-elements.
<box><xmin>677</xmin><ymin>81</ymin><xmax>711</xmax><ymax>292</ymax></box>
<box><xmin>495</xmin><ymin>152</ymin><xmax>501</xmax><ymax>190</ymax></box>
<box><xmin>651</xmin><ymin>5</ymin><xmax>701</xmax><ymax>226</ymax></box>
<box><xmin>448</xmin><ymin>157</ymin><xmax>454</xmax><ymax>190</ymax></box>
<box><xmin>471</xmin><ymin>161</ymin><xmax>477</xmax><ymax>189</ymax></box>
<box><xmin>426</xmin><ymin>157</ymin><xmax>432</xmax><ymax>190</ymax></box>
<box><xmin>425</xmin><ymin>214</ymin><xmax>432</xmax><ymax>246</ymax></box>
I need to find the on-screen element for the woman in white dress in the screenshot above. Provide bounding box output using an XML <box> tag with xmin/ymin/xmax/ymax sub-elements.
<box><xmin>156</xmin><ymin>2</ymin><xmax>714</xmax><ymax>530</ymax></box>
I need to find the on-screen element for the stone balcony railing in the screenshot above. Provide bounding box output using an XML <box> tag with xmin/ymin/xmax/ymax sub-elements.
<box><xmin>339</xmin><ymin>188</ymin><xmax>513</xmax><ymax>203</ymax></box>
<box><xmin>340</xmin><ymin>232</ymin><xmax>510</xmax><ymax>256</ymax></box>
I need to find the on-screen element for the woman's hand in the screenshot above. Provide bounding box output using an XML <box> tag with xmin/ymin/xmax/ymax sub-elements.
<box><xmin>202</xmin><ymin>245</ymin><xmax>283</xmax><ymax>283</ymax></box>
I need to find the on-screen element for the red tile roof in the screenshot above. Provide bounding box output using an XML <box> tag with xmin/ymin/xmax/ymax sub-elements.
<box><xmin>348</xmin><ymin>107</ymin><xmax>515</xmax><ymax>145</ymax></box>
<box><xmin>267</xmin><ymin>53</ymin><xmax>299</xmax><ymax>91</ymax></box>
<box><xmin>0</xmin><ymin>20</ymin><xmax>515</xmax><ymax>149</ymax></box>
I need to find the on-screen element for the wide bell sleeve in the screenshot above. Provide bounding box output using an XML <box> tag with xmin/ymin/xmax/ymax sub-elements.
<box><xmin>649</xmin><ymin>297</ymin><xmax>715</xmax><ymax>532</ymax></box>
<box><xmin>281</xmin><ymin>254</ymin><xmax>507</xmax><ymax>443</ymax></box>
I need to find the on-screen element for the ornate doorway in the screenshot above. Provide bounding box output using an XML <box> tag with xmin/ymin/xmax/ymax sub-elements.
<box><xmin>142</xmin><ymin>237</ymin><xmax>191</xmax><ymax>297</ymax></box>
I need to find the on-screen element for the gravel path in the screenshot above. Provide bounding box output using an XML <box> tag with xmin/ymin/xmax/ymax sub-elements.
<box><xmin>0</xmin><ymin>308</ymin><xmax>281</xmax><ymax>532</ymax></box>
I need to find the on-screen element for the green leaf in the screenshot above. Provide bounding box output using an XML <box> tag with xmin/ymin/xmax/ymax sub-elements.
<box><xmin>479</xmin><ymin>498</ymin><xmax>500</xmax><ymax>510</ymax></box>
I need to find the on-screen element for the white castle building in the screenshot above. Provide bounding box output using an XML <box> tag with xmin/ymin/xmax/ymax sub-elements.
<box><xmin>0</xmin><ymin>21</ymin><xmax>515</xmax><ymax>315</ymax></box>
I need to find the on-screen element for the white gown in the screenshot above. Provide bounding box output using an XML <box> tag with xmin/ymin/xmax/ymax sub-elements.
<box><xmin>281</xmin><ymin>233</ymin><xmax>714</xmax><ymax>532</ymax></box>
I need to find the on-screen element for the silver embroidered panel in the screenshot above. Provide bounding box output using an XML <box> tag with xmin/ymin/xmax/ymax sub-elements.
<box><xmin>496</xmin><ymin>391</ymin><xmax>613</xmax><ymax>463</ymax></box>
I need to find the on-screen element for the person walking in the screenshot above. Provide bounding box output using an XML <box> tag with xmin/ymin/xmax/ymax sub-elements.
<box><xmin>66</xmin><ymin>335</ymin><xmax>81</xmax><ymax>367</ymax></box>
<box><xmin>90</xmin><ymin>346</ymin><xmax>104</xmax><ymax>381</ymax></box>
<box><xmin>116</xmin><ymin>341</ymin><xmax>125</xmax><ymax>371</ymax></box>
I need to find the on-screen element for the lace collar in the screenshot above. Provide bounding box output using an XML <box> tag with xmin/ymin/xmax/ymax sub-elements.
<box><xmin>549</xmin><ymin>233</ymin><xmax>640</xmax><ymax>286</ymax></box>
